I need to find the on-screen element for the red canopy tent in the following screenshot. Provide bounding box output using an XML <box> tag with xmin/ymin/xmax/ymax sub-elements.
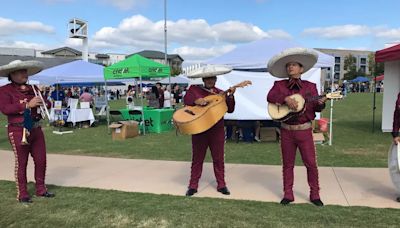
<box><xmin>375</xmin><ymin>44</ymin><xmax>400</xmax><ymax>62</ymax></box>
<box><xmin>374</xmin><ymin>43</ymin><xmax>400</xmax><ymax>132</ymax></box>
<box><xmin>373</xmin><ymin>75</ymin><xmax>384</xmax><ymax>81</ymax></box>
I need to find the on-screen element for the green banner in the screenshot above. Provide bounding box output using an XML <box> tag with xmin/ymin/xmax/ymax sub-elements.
<box><xmin>104</xmin><ymin>54</ymin><xmax>170</xmax><ymax>80</ymax></box>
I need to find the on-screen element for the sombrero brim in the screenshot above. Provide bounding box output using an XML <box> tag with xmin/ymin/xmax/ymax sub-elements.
<box><xmin>187</xmin><ymin>65</ymin><xmax>232</xmax><ymax>78</ymax></box>
<box><xmin>267</xmin><ymin>48</ymin><xmax>318</xmax><ymax>78</ymax></box>
<box><xmin>0</xmin><ymin>60</ymin><xmax>44</xmax><ymax>77</ymax></box>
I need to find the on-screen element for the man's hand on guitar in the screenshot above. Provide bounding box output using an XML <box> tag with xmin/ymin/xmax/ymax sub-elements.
<box><xmin>284</xmin><ymin>96</ymin><xmax>298</xmax><ymax>110</ymax></box>
<box><xmin>318</xmin><ymin>96</ymin><xmax>328</xmax><ymax>105</ymax></box>
<box><xmin>393</xmin><ymin>136</ymin><xmax>400</xmax><ymax>145</ymax></box>
<box><xmin>194</xmin><ymin>98</ymin><xmax>208</xmax><ymax>106</ymax></box>
<box><xmin>227</xmin><ymin>87</ymin><xmax>236</xmax><ymax>96</ymax></box>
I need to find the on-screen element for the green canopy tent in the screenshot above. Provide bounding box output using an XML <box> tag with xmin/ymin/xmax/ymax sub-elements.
<box><xmin>103</xmin><ymin>54</ymin><xmax>171</xmax><ymax>134</ymax></box>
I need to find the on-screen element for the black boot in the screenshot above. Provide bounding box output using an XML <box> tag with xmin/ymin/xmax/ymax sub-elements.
<box><xmin>217</xmin><ymin>187</ymin><xmax>230</xmax><ymax>195</ymax></box>
<box><xmin>39</xmin><ymin>192</ymin><xmax>55</xmax><ymax>198</ymax></box>
<box><xmin>19</xmin><ymin>197</ymin><xmax>33</xmax><ymax>203</ymax></box>
<box><xmin>280</xmin><ymin>198</ymin><xmax>294</xmax><ymax>205</ymax></box>
<box><xmin>185</xmin><ymin>188</ymin><xmax>197</xmax><ymax>197</ymax></box>
<box><xmin>311</xmin><ymin>199</ymin><xmax>324</xmax><ymax>207</ymax></box>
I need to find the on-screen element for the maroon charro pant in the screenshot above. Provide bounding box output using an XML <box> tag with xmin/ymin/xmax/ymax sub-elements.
<box><xmin>189</xmin><ymin>120</ymin><xmax>226</xmax><ymax>190</ymax></box>
<box><xmin>280</xmin><ymin>127</ymin><xmax>320</xmax><ymax>201</ymax></box>
<box><xmin>7</xmin><ymin>126</ymin><xmax>48</xmax><ymax>200</ymax></box>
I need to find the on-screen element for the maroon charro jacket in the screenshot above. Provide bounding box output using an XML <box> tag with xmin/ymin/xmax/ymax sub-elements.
<box><xmin>392</xmin><ymin>93</ymin><xmax>400</xmax><ymax>137</ymax></box>
<box><xmin>184</xmin><ymin>85</ymin><xmax>235</xmax><ymax>116</ymax></box>
<box><xmin>0</xmin><ymin>83</ymin><xmax>50</xmax><ymax>124</ymax></box>
<box><xmin>267</xmin><ymin>79</ymin><xmax>325</xmax><ymax>125</ymax></box>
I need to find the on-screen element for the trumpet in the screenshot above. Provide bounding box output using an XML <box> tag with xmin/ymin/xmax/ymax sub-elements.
<box><xmin>21</xmin><ymin>127</ymin><xmax>29</xmax><ymax>145</ymax></box>
<box><xmin>31</xmin><ymin>85</ymin><xmax>51</xmax><ymax>120</ymax></box>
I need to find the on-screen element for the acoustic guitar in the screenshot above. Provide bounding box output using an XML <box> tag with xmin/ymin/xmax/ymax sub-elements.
<box><xmin>173</xmin><ymin>80</ymin><xmax>252</xmax><ymax>135</ymax></box>
<box><xmin>268</xmin><ymin>91</ymin><xmax>343</xmax><ymax>122</ymax></box>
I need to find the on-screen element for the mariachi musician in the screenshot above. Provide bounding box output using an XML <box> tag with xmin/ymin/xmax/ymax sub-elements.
<box><xmin>184</xmin><ymin>65</ymin><xmax>235</xmax><ymax>196</ymax></box>
<box><xmin>267</xmin><ymin>48</ymin><xmax>327</xmax><ymax>206</ymax></box>
<box><xmin>0</xmin><ymin>60</ymin><xmax>55</xmax><ymax>203</ymax></box>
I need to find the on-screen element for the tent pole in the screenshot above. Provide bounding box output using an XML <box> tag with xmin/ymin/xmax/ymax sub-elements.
<box><xmin>164</xmin><ymin>0</ymin><xmax>171</xmax><ymax>92</ymax></box>
<box><xmin>105</xmin><ymin>79</ymin><xmax>110</xmax><ymax>134</ymax></box>
<box><xmin>329</xmin><ymin>66</ymin><xmax>334</xmax><ymax>146</ymax></box>
<box><xmin>372</xmin><ymin>65</ymin><xmax>377</xmax><ymax>133</ymax></box>
<box><xmin>140</xmin><ymin>76</ymin><xmax>146</xmax><ymax>135</ymax></box>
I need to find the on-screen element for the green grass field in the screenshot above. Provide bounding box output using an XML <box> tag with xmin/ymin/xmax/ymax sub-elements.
<box><xmin>0</xmin><ymin>93</ymin><xmax>391</xmax><ymax>167</ymax></box>
<box><xmin>1</xmin><ymin>93</ymin><xmax>399</xmax><ymax>227</ymax></box>
<box><xmin>1</xmin><ymin>180</ymin><xmax>399</xmax><ymax>227</ymax></box>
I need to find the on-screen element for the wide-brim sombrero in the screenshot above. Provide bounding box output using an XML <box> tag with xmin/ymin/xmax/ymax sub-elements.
<box><xmin>0</xmin><ymin>60</ymin><xmax>44</xmax><ymax>77</ymax></box>
<box><xmin>267</xmin><ymin>47</ymin><xmax>318</xmax><ymax>78</ymax></box>
<box><xmin>187</xmin><ymin>65</ymin><xmax>232</xmax><ymax>78</ymax></box>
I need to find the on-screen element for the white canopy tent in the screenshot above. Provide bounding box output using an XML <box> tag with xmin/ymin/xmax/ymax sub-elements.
<box><xmin>214</xmin><ymin>69</ymin><xmax>321</xmax><ymax>120</ymax></box>
<box><xmin>203</xmin><ymin>38</ymin><xmax>335</xmax><ymax>143</ymax></box>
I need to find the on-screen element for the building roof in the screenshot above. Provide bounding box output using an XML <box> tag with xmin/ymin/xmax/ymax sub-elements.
<box><xmin>0</xmin><ymin>55</ymin><xmax>76</xmax><ymax>70</ymax></box>
<box><xmin>127</xmin><ymin>50</ymin><xmax>184</xmax><ymax>61</ymax></box>
<box><xmin>375</xmin><ymin>44</ymin><xmax>400</xmax><ymax>63</ymax></box>
<box><xmin>95</xmin><ymin>53</ymin><xmax>110</xmax><ymax>59</ymax></box>
<box><xmin>41</xmin><ymin>46</ymin><xmax>82</xmax><ymax>55</ymax></box>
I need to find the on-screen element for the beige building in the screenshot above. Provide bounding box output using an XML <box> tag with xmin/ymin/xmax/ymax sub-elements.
<box><xmin>315</xmin><ymin>48</ymin><xmax>373</xmax><ymax>81</ymax></box>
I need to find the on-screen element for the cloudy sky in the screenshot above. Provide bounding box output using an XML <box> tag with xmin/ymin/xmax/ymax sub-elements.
<box><xmin>1</xmin><ymin>0</ymin><xmax>399</xmax><ymax>64</ymax></box>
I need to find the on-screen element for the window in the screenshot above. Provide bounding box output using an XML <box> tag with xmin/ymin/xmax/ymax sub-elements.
<box><xmin>359</xmin><ymin>65</ymin><xmax>366</xmax><ymax>73</ymax></box>
<box><xmin>334</xmin><ymin>64</ymin><xmax>340</xmax><ymax>72</ymax></box>
<box><xmin>360</xmin><ymin>58</ymin><xmax>366</xmax><ymax>64</ymax></box>
<box><xmin>335</xmin><ymin>57</ymin><xmax>341</xmax><ymax>64</ymax></box>
<box><xmin>334</xmin><ymin>73</ymin><xmax>340</xmax><ymax>79</ymax></box>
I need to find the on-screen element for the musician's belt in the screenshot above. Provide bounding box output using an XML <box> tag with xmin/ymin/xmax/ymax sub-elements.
<box><xmin>281</xmin><ymin>122</ymin><xmax>312</xmax><ymax>131</ymax></box>
<box><xmin>8</xmin><ymin>121</ymin><xmax>42</xmax><ymax>128</ymax></box>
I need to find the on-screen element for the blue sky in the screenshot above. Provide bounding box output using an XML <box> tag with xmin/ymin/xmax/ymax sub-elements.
<box><xmin>1</xmin><ymin>0</ymin><xmax>399</xmax><ymax>63</ymax></box>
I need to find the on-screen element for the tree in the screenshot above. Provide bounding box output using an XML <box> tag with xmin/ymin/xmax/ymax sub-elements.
<box><xmin>367</xmin><ymin>53</ymin><xmax>384</xmax><ymax>77</ymax></box>
<box><xmin>343</xmin><ymin>54</ymin><xmax>357</xmax><ymax>80</ymax></box>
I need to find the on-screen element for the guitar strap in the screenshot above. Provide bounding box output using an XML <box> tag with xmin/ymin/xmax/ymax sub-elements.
<box><xmin>199</xmin><ymin>86</ymin><xmax>218</xmax><ymax>95</ymax></box>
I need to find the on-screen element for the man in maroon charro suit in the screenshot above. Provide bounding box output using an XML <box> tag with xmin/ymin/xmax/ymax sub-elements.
<box><xmin>184</xmin><ymin>65</ymin><xmax>235</xmax><ymax>196</ymax></box>
<box><xmin>267</xmin><ymin>48</ymin><xmax>327</xmax><ymax>206</ymax></box>
<box><xmin>0</xmin><ymin>60</ymin><xmax>55</xmax><ymax>203</ymax></box>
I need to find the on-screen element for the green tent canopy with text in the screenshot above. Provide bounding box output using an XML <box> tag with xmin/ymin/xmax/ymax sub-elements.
<box><xmin>104</xmin><ymin>54</ymin><xmax>170</xmax><ymax>80</ymax></box>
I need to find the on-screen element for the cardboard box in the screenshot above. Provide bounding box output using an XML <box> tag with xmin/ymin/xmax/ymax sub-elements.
<box><xmin>313</xmin><ymin>133</ymin><xmax>325</xmax><ymax>144</ymax></box>
<box><xmin>109</xmin><ymin>121</ymin><xmax>139</xmax><ymax>140</ymax></box>
<box><xmin>260</xmin><ymin>127</ymin><xmax>278</xmax><ymax>142</ymax></box>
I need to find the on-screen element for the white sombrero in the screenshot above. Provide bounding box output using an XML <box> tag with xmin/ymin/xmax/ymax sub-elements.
<box><xmin>0</xmin><ymin>60</ymin><xmax>44</xmax><ymax>77</ymax></box>
<box><xmin>187</xmin><ymin>65</ymin><xmax>232</xmax><ymax>78</ymax></box>
<box><xmin>267</xmin><ymin>47</ymin><xmax>318</xmax><ymax>78</ymax></box>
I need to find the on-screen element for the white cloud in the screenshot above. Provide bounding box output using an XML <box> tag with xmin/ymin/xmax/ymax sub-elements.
<box><xmin>0</xmin><ymin>17</ymin><xmax>54</xmax><ymax>37</ymax></box>
<box><xmin>99</xmin><ymin>0</ymin><xmax>148</xmax><ymax>10</ymax></box>
<box><xmin>173</xmin><ymin>45</ymin><xmax>236</xmax><ymax>61</ymax></box>
<box><xmin>302</xmin><ymin>24</ymin><xmax>370</xmax><ymax>39</ymax></box>
<box><xmin>89</xmin><ymin>14</ymin><xmax>294</xmax><ymax>61</ymax></box>
<box><xmin>0</xmin><ymin>40</ymin><xmax>48</xmax><ymax>50</ymax></box>
<box><xmin>375</xmin><ymin>28</ymin><xmax>400</xmax><ymax>39</ymax></box>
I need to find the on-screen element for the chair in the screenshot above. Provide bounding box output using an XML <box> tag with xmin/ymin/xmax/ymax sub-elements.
<box><xmin>95</xmin><ymin>105</ymin><xmax>107</xmax><ymax>121</ymax></box>
<box><xmin>109</xmin><ymin>110</ymin><xmax>123</xmax><ymax>122</ymax></box>
<box><xmin>128</xmin><ymin>110</ymin><xmax>142</xmax><ymax>121</ymax></box>
<box><xmin>128</xmin><ymin>110</ymin><xmax>148</xmax><ymax>134</ymax></box>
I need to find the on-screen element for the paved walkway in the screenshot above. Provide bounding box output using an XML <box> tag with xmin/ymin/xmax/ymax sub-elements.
<box><xmin>0</xmin><ymin>150</ymin><xmax>399</xmax><ymax>209</ymax></box>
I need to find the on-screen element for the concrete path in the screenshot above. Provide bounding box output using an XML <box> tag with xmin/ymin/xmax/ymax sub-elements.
<box><xmin>0</xmin><ymin>150</ymin><xmax>399</xmax><ymax>209</ymax></box>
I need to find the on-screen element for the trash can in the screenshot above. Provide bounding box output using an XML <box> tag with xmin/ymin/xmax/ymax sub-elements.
<box><xmin>318</xmin><ymin>118</ymin><xmax>329</xmax><ymax>132</ymax></box>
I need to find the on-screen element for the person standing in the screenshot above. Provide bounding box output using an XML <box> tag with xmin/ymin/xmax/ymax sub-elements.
<box><xmin>156</xmin><ymin>82</ymin><xmax>164</xmax><ymax>108</ymax></box>
<box><xmin>267</xmin><ymin>48</ymin><xmax>327</xmax><ymax>206</ymax></box>
<box><xmin>184</xmin><ymin>65</ymin><xmax>235</xmax><ymax>196</ymax></box>
<box><xmin>0</xmin><ymin>60</ymin><xmax>55</xmax><ymax>203</ymax></box>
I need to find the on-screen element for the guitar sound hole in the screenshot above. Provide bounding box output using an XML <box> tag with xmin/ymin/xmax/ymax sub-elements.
<box><xmin>184</xmin><ymin>110</ymin><xmax>195</xmax><ymax>115</ymax></box>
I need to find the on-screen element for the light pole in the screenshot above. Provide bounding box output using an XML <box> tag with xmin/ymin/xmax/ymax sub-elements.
<box><xmin>164</xmin><ymin>0</ymin><xmax>171</xmax><ymax>91</ymax></box>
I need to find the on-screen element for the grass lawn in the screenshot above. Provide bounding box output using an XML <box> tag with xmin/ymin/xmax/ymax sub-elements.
<box><xmin>0</xmin><ymin>93</ymin><xmax>392</xmax><ymax>167</ymax></box>
<box><xmin>0</xmin><ymin>180</ymin><xmax>399</xmax><ymax>227</ymax></box>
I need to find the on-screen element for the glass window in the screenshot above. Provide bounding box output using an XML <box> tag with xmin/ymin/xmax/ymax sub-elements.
<box><xmin>360</xmin><ymin>58</ymin><xmax>366</xmax><ymax>64</ymax></box>
<box><xmin>334</xmin><ymin>64</ymin><xmax>340</xmax><ymax>72</ymax></box>
<box><xmin>334</xmin><ymin>73</ymin><xmax>340</xmax><ymax>79</ymax></box>
<box><xmin>359</xmin><ymin>65</ymin><xmax>366</xmax><ymax>73</ymax></box>
<box><xmin>335</xmin><ymin>57</ymin><xmax>341</xmax><ymax>63</ymax></box>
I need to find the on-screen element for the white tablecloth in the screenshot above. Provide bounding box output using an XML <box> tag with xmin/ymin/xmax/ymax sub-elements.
<box><xmin>67</xmin><ymin>108</ymin><xmax>95</xmax><ymax>126</ymax></box>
